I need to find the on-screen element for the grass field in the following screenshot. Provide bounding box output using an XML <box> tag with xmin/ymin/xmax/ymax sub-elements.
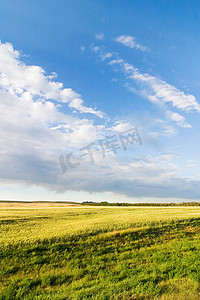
<box><xmin>1</xmin><ymin>203</ymin><xmax>200</xmax><ymax>299</ymax></box>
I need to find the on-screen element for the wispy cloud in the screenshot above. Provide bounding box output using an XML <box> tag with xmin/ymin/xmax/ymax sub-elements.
<box><xmin>115</xmin><ymin>35</ymin><xmax>150</xmax><ymax>52</ymax></box>
<box><xmin>90</xmin><ymin>44</ymin><xmax>112</xmax><ymax>61</ymax></box>
<box><xmin>95</xmin><ymin>33</ymin><xmax>104</xmax><ymax>40</ymax></box>
<box><xmin>90</xmin><ymin>44</ymin><xmax>199</xmax><ymax>128</ymax></box>
<box><xmin>109</xmin><ymin>58</ymin><xmax>200</xmax><ymax>126</ymax></box>
<box><xmin>125</xmin><ymin>84</ymin><xmax>191</xmax><ymax>128</ymax></box>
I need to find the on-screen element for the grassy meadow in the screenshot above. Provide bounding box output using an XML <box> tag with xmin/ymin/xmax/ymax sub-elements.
<box><xmin>1</xmin><ymin>203</ymin><xmax>200</xmax><ymax>299</ymax></box>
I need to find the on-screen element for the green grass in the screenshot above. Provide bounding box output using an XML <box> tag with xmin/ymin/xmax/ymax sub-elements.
<box><xmin>1</xmin><ymin>205</ymin><xmax>200</xmax><ymax>299</ymax></box>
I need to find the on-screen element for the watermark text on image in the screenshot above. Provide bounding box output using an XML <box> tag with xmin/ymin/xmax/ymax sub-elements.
<box><xmin>59</xmin><ymin>127</ymin><xmax>142</xmax><ymax>173</ymax></box>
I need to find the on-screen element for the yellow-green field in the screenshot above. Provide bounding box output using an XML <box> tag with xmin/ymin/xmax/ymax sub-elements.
<box><xmin>1</xmin><ymin>203</ymin><xmax>200</xmax><ymax>246</ymax></box>
<box><xmin>1</xmin><ymin>203</ymin><xmax>200</xmax><ymax>299</ymax></box>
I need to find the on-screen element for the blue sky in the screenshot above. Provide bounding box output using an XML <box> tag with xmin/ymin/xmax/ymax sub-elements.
<box><xmin>0</xmin><ymin>0</ymin><xmax>200</xmax><ymax>202</ymax></box>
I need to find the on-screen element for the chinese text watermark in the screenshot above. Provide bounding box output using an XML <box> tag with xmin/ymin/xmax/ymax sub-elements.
<box><xmin>59</xmin><ymin>127</ymin><xmax>142</xmax><ymax>173</ymax></box>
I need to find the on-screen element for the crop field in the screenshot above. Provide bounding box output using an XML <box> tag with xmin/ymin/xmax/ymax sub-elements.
<box><xmin>1</xmin><ymin>203</ymin><xmax>200</xmax><ymax>299</ymax></box>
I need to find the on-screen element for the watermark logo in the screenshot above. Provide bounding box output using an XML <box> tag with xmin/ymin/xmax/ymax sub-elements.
<box><xmin>59</xmin><ymin>127</ymin><xmax>142</xmax><ymax>173</ymax></box>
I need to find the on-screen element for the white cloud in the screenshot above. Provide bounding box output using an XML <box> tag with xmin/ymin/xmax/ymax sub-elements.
<box><xmin>0</xmin><ymin>41</ymin><xmax>103</xmax><ymax>118</ymax></box>
<box><xmin>166</xmin><ymin>111</ymin><xmax>191</xmax><ymax>128</ymax></box>
<box><xmin>92</xmin><ymin>43</ymin><xmax>199</xmax><ymax>117</ymax></box>
<box><xmin>115</xmin><ymin>35</ymin><xmax>150</xmax><ymax>52</ymax></box>
<box><xmin>123</xmin><ymin>61</ymin><xmax>200</xmax><ymax>112</ymax></box>
<box><xmin>125</xmin><ymin>80</ymin><xmax>191</xmax><ymax>129</ymax></box>
<box><xmin>110</xmin><ymin>120</ymin><xmax>133</xmax><ymax>132</ymax></box>
<box><xmin>90</xmin><ymin>44</ymin><xmax>112</xmax><ymax>61</ymax></box>
<box><xmin>1</xmin><ymin>41</ymin><xmax>200</xmax><ymax>200</ymax></box>
<box><xmin>91</xmin><ymin>43</ymin><xmax>194</xmax><ymax>129</ymax></box>
<box><xmin>95</xmin><ymin>33</ymin><xmax>104</xmax><ymax>40</ymax></box>
<box><xmin>108</xmin><ymin>58</ymin><xmax>200</xmax><ymax>126</ymax></box>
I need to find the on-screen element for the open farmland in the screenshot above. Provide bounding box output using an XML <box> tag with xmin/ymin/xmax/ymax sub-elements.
<box><xmin>1</xmin><ymin>203</ymin><xmax>200</xmax><ymax>299</ymax></box>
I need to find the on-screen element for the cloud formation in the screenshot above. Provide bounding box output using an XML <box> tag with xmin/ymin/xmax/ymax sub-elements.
<box><xmin>1</xmin><ymin>41</ymin><xmax>200</xmax><ymax>200</ymax></box>
<box><xmin>115</xmin><ymin>35</ymin><xmax>149</xmax><ymax>52</ymax></box>
<box><xmin>109</xmin><ymin>58</ymin><xmax>200</xmax><ymax>114</ymax></box>
<box><xmin>90</xmin><ymin>43</ymin><xmax>199</xmax><ymax>128</ymax></box>
<box><xmin>95</xmin><ymin>33</ymin><xmax>104</xmax><ymax>40</ymax></box>
<box><xmin>0</xmin><ymin>41</ymin><xmax>104</xmax><ymax>118</ymax></box>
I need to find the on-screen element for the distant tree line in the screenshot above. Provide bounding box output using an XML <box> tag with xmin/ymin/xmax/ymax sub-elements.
<box><xmin>82</xmin><ymin>201</ymin><xmax>200</xmax><ymax>206</ymax></box>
